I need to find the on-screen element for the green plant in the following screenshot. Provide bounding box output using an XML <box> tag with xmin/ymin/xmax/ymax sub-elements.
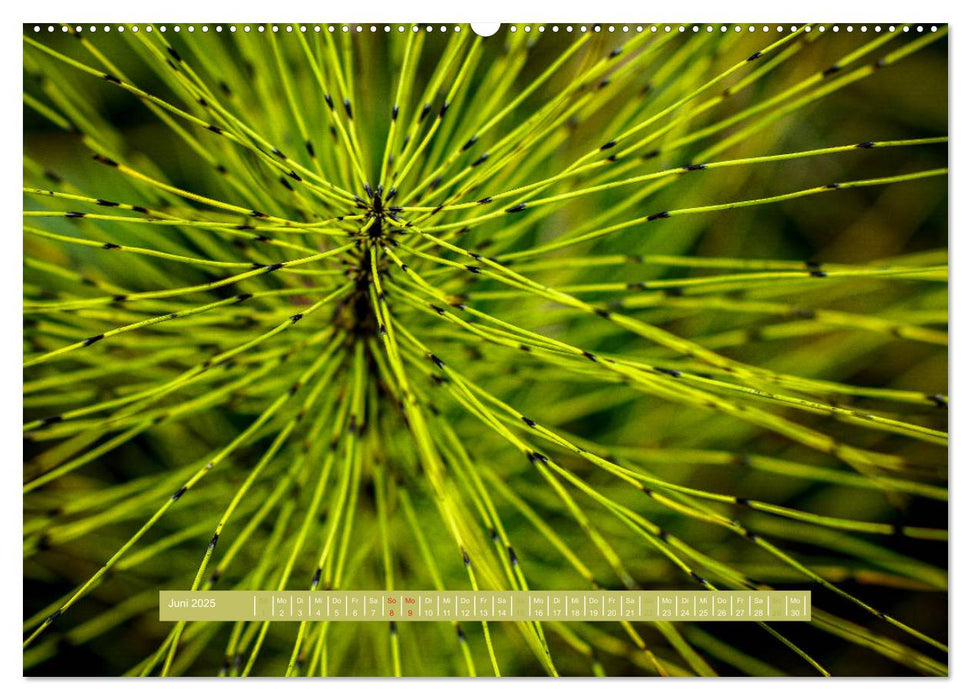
<box><xmin>23</xmin><ymin>22</ymin><xmax>947</xmax><ymax>677</ymax></box>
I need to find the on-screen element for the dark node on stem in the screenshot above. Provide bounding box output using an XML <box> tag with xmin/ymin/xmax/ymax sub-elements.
<box><xmin>826</xmin><ymin>182</ymin><xmax>841</xmax><ymax>189</ymax></box>
<box><xmin>822</xmin><ymin>64</ymin><xmax>842</xmax><ymax>76</ymax></box>
<box><xmin>263</xmin><ymin>263</ymin><xmax>284</xmax><ymax>273</ymax></box>
<box><xmin>172</xmin><ymin>486</ymin><xmax>187</xmax><ymax>501</ymax></box>
<box><xmin>96</xmin><ymin>199</ymin><xmax>119</xmax><ymax>207</ymax></box>
<box><xmin>690</xmin><ymin>571</ymin><xmax>707</xmax><ymax>585</ymax></box>
<box><xmin>600</xmin><ymin>139</ymin><xmax>617</xmax><ymax>151</ymax></box>
<box><xmin>305</xmin><ymin>140</ymin><xmax>316</xmax><ymax>158</ymax></box>
<box><xmin>40</xmin><ymin>415</ymin><xmax>64</xmax><ymax>427</ymax></box>
<box><xmin>465</xmin><ymin>265</ymin><xmax>481</xmax><ymax>274</ymax></box>
<box><xmin>477</xmin><ymin>197</ymin><xmax>493</xmax><ymax>205</ymax></box>
<box><xmin>655</xmin><ymin>367</ymin><xmax>682</xmax><ymax>378</ymax></box>
<box><xmin>290</xmin><ymin>313</ymin><xmax>303</xmax><ymax>324</ymax></box>
<box><xmin>102</xmin><ymin>242</ymin><xmax>121</xmax><ymax>249</ymax></box>
<box><xmin>683</xmin><ymin>163</ymin><xmax>707</xmax><ymax>171</ymax></box>
<box><xmin>582</xmin><ymin>351</ymin><xmax>597</xmax><ymax>362</ymax></box>
<box><xmin>735</xmin><ymin>496</ymin><xmax>751</xmax><ymax>506</ymax></box>
<box><xmin>642</xmin><ymin>149</ymin><xmax>661</xmax><ymax>160</ymax></box>
<box><xmin>489</xmin><ymin>527</ymin><xmax>498</xmax><ymax>542</ymax></box>
<box><xmin>457</xmin><ymin>626</ymin><xmax>466</xmax><ymax>641</ymax></box>
<box><xmin>527</xmin><ymin>451</ymin><xmax>549</xmax><ymax>465</ymax></box>
<box><xmin>429</xmin><ymin>354</ymin><xmax>445</xmax><ymax>369</ymax></box>
<box><xmin>271</xmin><ymin>148</ymin><xmax>286</xmax><ymax>159</ymax></box>
<box><xmin>595</xmin><ymin>308</ymin><xmax>611</xmax><ymax>318</ymax></box>
<box><xmin>508</xmin><ymin>546</ymin><xmax>519</xmax><ymax>565</ymax></box>
<box><xmin>928</xmin><ymin>394</ymin><xmax>947</xmax><ymax>408</ymax></box>
<box><xmin>207</xmin><ymin>124</ymin><xmax>223</xmax><ymax>135</ymax></box>
<box><xmin>609</xmin><ymin>47</ymin><xmax>623</xmax><ymax>58</ymax></box>
<box><xmin>438</xmin><ymin>101</ymin><xmax>450</xmax><ymax>119</ymax></box>
<box><xmin>856</xmin><ymin>141</ymin><xmax>876</xmax><ymax>149</ymax></box>
<box><xmin>208</xmin><ymin>533</ymin><xmax>219</xmax><ymax>550</ymax></box>
<box><xmin>505</xmin><ymin>203</ymin><xmax>527</xmax><ymax>213</ymax></box>
<box><xmin>747</xmin><ymin>50</ymin><xmax>763</xmax><ymax>61</ymax></box>
<box><xmin>167</xmin><ymin>46</ymin><xmax>183</xmax><ymax>62</ymax></box>
<box><xmin>647</xmin><ymin>211</ymin><xmax>670</xmax><ymax>221</ymax></box>
<box><xmin>462</xmin><ymin>135</ymin><xmax>478</xmax><ymax>151</ymax></box>
<box><xmin>209</xmin><ymin>570</ymin><xmax>221</xmax><ymax>584</ymax></box>
<box><xmin>471</xmin><ymin>153</ymin><xmax>489</xmax><ymax>167</ymax></box>
<box><xmin>809</xmin><ymin>269</ymin><xmax>828</xmax><ymax>278</ymax></box>
<box><xmin>82</xmin><ymin>334</ymin><xmax>104</xmax><ymax>347</ymax></box>
<box><xmin>103</xmin><ymin>73</ymin><xmax>121</xmax><ymax>84</ymax></box>
<box><xmin>461</xmin><ymin>548</ymin><xmax>471</xmax><ymax>567</ymax></box>
<box><xmin>521</xmin><ymin>416</ymin><xmax>537</xmax><ymax>428</ymax></box>
<box><xmin>65</xmin><ymin>211</ymin><xmax>85</xmax><ymax>218</ymax></box>
<box><xmin>419</xmin><ymin>103</ymin><xmax>431</xmax><ymax>121</ymax></box>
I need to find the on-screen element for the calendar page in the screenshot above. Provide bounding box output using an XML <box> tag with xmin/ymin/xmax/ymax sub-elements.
<box><xmin>22</xmin><ymin>20</ymin><xmax>948</xmax><ymax>679</ymax></box>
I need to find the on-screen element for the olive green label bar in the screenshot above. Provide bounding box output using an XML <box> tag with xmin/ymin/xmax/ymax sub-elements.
<box><xmin>160</xmin><ymin>590</ymin><xmax>810</xmax><ymax>622</ymax></box>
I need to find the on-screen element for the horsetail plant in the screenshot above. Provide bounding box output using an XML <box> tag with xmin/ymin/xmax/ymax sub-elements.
<box><xmin>23</xmin><ymin>22</ymin><xmax>947</xmax><ymax>677</ymax></box>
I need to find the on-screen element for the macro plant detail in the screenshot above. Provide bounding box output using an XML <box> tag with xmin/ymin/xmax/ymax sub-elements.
<box><xmin>23</xmin><ymin>23</ymin><xmax>947</xmax><ymax>677</ymax></box>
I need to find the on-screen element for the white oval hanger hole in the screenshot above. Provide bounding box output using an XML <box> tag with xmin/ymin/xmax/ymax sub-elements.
<box><xmin>471</xmin><ymin>23</ymin><xmax>501</xmax><ymax>37</ymax></box>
